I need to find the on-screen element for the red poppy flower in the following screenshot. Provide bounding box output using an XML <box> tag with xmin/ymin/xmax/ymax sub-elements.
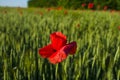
<box><xmin>81</xmin><ymin>3</ymin><xmax>86</xmax><ymax>7</ymax></box>
<box><xmin>104</xmin><ymin>6</ymin><xmax>108</xmax><ymax>10</ymax></box>
<box><xmin>118</xmin><ymin>26</ymin><xmax>120</xmax><ymax>30</ymax></box>
<box><xmin>110</xmin><ymin>10</ymin><xmax>115</xmax><ymax>14</ymax></box>
<box><xmin>56</xmin><ymin>7</ymin><xmax>62</xmax><ymax>11</ymax></box>
<box><xmin>88</xmin><ymin>3</ymin><xmax>94</xmax><ymax>9</ymax></box>
<box><xmin>47</xmin><ymin>8</ymin><xmax>53</xmax><ymax>12</ymax></box>
<box><xmin>64</xmin><ymin>10</ymin><xmax>68</xmax><ymax>15</ymax></box>
<box><xmin>39</xmin><ymin>32</ymin><xmax>77</xmax><ymax>64</ymax></box>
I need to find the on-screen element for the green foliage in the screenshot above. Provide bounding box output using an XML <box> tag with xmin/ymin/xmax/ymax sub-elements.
<box><xmin>28</xmin><ymin>0</ymin><xmax>57</xmax><ymax>7</ymax></box>
<box><xmin>28</xmin><ymin>0</ymin><xmax>120</xmax><ymax>10</ymax></box>
<box><xmin>0</xmin><ymin>7</ymin><xmax>120</xmax><ymax>80</ymax></box>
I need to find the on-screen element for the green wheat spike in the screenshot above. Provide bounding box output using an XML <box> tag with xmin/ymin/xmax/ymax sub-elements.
<box><xmin>114</xmin><ymin>46</ymin><xmax>119</xmax><ymax>64</ymax></box>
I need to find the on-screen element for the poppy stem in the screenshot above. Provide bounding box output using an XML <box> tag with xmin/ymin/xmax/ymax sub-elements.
<box><xmin>35</xmin><ymin>49</ymin><xmax>38</xmax><ymax>80</ymax></box>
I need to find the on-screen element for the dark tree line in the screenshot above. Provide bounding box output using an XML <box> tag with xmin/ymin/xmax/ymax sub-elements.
<box><xmin>28</xmin><ymin>0</ymin><xmax>120</xmax><ymax>10</ymax></box>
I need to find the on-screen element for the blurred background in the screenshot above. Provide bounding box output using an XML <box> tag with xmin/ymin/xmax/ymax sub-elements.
<box><xmin>0</xmin><ymin>0</ymin><xmax>120</xmax><ymax>10</ymax></box>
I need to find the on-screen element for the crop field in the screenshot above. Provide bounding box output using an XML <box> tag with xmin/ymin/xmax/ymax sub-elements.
<box><xmin>0</xmin><ymin>7</ymin><xmax>120</xmax><ymax>80</ymax></box>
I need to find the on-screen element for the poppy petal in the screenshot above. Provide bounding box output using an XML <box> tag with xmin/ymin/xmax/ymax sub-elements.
<box><xmin>50</xmin><ymin>32</ymin><xmax>67</xmax><ymax>50</ymax></box>
<box><xmin>48</xmin><ymin>41</ymin><xmax>77</xmax><ymax>64</ymax></box>
<box><xmin>39</xmin><ymin>44</ymin><xmax>56</xmax><ymax>58</ymax></box>
<box><xmin>48</xmin><ymin>48</ymin><xmax>68</xmax><ymax>64</ymax></box>
<box><xmin>62</xmin><ymin>41</ymin><xmax>77</xmax><ymax>55</ymax></box>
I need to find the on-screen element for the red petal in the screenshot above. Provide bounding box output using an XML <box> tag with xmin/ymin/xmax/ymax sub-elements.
<box><xmin>48</xmin><ymin>48</ymin><xmax>68</xmax><ymax>64</ymax></box>
<box><xmin>69</xmin><ymin>41</ymin><xmax>77</xmax><ymax>54</ymax></box>
<box><xmin>50</xmin><ymin>32</ymin><xmax>67</xmax><ymax>50</ymax></box>
<box><xmin>39</xmin><ymin>44</ymin><xmax>56</xmax><ymax>58</ymax></box>
<box><xmin>62</xmin><ymin>41</ymin><xmax>77</xmax><ymax>55</ymax></box>
<box><xmin>48</xmin><ymin>41</ymin><xmax>77</xmax><ymax>64</ymax></box>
